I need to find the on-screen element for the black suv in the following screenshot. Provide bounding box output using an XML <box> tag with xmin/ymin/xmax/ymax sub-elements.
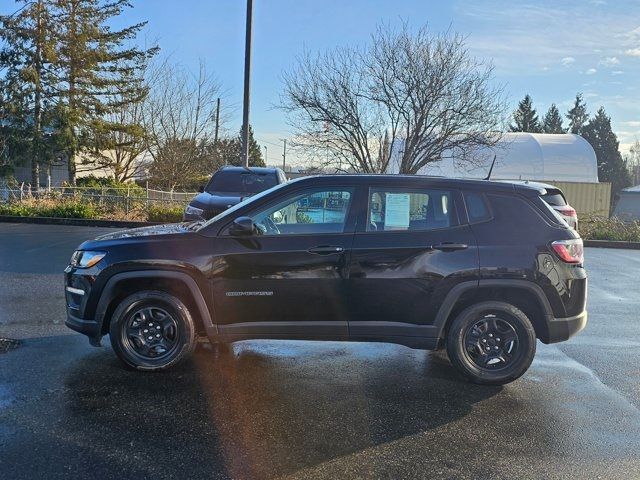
<box><xmin>183</xmin><ymin>166</ymin><xmax>287</xmax><ymax>221</ymax></box>
<box><xmin>65</xmin><ymin>175</ymin><xmax>587</xmax><ymax>385</ymax></box>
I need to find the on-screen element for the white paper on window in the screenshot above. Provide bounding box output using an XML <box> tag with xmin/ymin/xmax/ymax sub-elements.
<box><xmin>384</xmin><ymin>193</ymin><xmax>410</xmax><ymax>230</ymax></box>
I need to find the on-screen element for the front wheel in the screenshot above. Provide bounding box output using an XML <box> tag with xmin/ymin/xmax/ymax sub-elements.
<box><xmin>109</xmin><ymin>291</ymin><xmax>196</xmax><ymax>371</ymax></box>
<box><xmin>446</xmin><ymin>301</ymin><xmax>536</xmax><ymax>385</ymax></box>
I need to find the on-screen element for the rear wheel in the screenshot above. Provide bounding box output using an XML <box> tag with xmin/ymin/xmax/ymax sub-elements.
<box><xmin>109</xmin><ymin>291</ymin><xmax>196</xmax><ymax>371</ymax></box>
<box><xmin>446</xmin><ymin>301</ymin><xmax>536</xmax><ymax>385</ymax></box>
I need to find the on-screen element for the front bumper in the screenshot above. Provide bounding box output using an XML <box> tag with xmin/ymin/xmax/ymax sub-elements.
<box><xmin>65</xmin><ymin>311</ymin><xmax>103</xmax><ymax>346</ymax></box>
<box><xmin>543</xmin><ymin>310</ymin><xmax>588</xmax><ymax>344</ymax></box>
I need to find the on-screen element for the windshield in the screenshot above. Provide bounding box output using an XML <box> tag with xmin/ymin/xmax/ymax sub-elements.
<box><xmin>197</xmin><ymin>181</ymin><xmax>291</xmax><ymax>231</ymax></box>
<box><xmin>205</xmin><ymin>170</ymin><xmax>278</xmax><ymax>195</ymax></box>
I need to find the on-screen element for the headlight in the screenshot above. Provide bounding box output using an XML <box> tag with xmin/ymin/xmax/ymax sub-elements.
<box><xmin>185</xmin><ymin>205</ymin><xmax>204</xmax><ymax>217</ymax></box>
<box><xmin>70</xmin><ymin>251</ymin><xmax>106</xmax><ymax>269</ymax></box>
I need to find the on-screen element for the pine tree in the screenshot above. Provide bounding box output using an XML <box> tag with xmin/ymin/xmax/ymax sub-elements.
<box><xmin>582</xmin><ymin>107</ymin><xmax>631</xmax><ymax>196</ymax></box>
<box><xmin>566</xmin><ymin>93</ymin><xmax>589</xmax><ymax>135</ymax></box>
<box><xmin>542</xmin><ymin>104</ymin><xmax>566</xmax><ymax>134</ymax></box>
<box><xmin>51</xmin><ymin>0</ymin><xmax>158</xmax><ymax>184</ymax></box>
<box><xmin>219</xmin><ymin>126</ymin><xmax>265</xmax><ymax>167</ymax></box>
<box><xmin>510</xmin><ymin>94</ymin><xmax>542</xmax><ymax>133</ymax></box>
<box><xmin>0</xmin><ymin>0</ymin><xmax>61</xmax><ymax>189</ymax></box>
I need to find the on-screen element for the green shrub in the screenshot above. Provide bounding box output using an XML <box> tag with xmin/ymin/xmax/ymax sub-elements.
<box><xmin>580</xmin><ymin>215</ymin><xmax>640</xmax><ymax>242</ymax></box>
<box><xmin>0</xmin><ymin>199</ymin><xmax>98</xmax><ymax>218</ymax></box>
<box><xmin>147</xmin><ymin>204</ymin><xmax>185</xmax><ymax>223</ymax></box>
<box><xmin>73</xmin><ymin>175</ymin><xmax>146</xmax><ymax>198</ymax></box>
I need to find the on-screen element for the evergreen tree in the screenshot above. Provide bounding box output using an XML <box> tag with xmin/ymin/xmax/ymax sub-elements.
<box><xmin>542</xmin><ymin>104</ymin><xmax>566</xmax><ymax>134</ymax></box>
<box><xmin>510</xmin><ymin>94</ymin><xmax>542</xmax><ymax>133</ymax></box>
<box><xmin>51</xmin><ymin>0</ymin><xmax>158</xmax><ymax>184</ymax></box>
<box><xmin>566</xmin><ymin>93</ymin><xmax>589</xmax><ymax>135</ymax></box>
<box><xmin>582</xmin><ymin>107</ymin><xmax>631</xmax><ymax>196</ymax></box>
<box><xmin>0</xmin><ymin>0</ymin><xmax>61</xmax><ymax>188</ymax></box>
<box><xmin>218</xmin><ymin>126</ymin><xmax>265</xmax><ymax>167</ymax></box>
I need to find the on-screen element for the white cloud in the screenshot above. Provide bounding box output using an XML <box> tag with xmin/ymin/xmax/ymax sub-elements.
<box><xmin>621</xmin><ymin>121</ymin><xmax>640</xmax><ymax>127</ymax></box>
<box><xmin>585</xmin><ymin>68</ymin><xmax>598</xmax><ymax>75</ymax></box>
<box><xmin>625</xmin><ymin>47</ymin><xmax>640</xmax><ymax>56</ymax></box>
<box><xmin>561</xmin><ymin>56</ymin><xmax>576</xmax><ymax>66</ymax></box>
<box><xmin>612</xmin><ymin>70</ymin><xmax>625</xmax><ymax>75</ymax></box>
<box><xmin>600</xmin><ymin>56</ymin><xmax>620</xmax><ymax>66</ymax></box>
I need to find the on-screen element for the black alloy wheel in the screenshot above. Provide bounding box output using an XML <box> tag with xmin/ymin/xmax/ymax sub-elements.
<box><xmin>122</xmin><ymin>306</ymin><xmax>179</xmax><ymax>361</ymax></box>
<box><xmin>109</xmin><ymin>291</ymin><xmax>196</xmax><ymax>371</ymax></box>
<box><xmin>446</xmin><ymin>301</ymin><xmax>536</xmax><ymax>385</ymax></box>
<box><xmin>463</xmin><ymin>315</ymin><xmax>519</xmax><ymax>370</ymax></box>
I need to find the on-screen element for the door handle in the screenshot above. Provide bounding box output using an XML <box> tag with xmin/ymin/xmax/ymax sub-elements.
<box><xmin>432</xmin><ymin>242</ymin><xmax>468</xmax><ymax>252</ymax></box>
<box><xmin>308</xmin><ymin>245</ymin><xmax>344</xmax><ymax>255</ymax></box>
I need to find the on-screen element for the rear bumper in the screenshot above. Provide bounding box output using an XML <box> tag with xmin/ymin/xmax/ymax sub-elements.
<box><xmin>543</xmin><ymin>310</ymin><xmax>587</xmax><ymax>344</ymax></box>
<box><xmin>65</xmin><ymin>311</ymin><xmax>103</xmax><ymax>347</ymax></box>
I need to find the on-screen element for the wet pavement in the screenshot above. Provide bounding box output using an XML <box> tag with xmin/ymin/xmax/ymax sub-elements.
<box><xmin>1</xmin><ymin>223</ymin><xmax>639</xmax><ymax>479</ymax></box>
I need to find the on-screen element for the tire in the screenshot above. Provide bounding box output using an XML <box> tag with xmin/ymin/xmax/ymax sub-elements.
<box><xmin>109</xmin><ymin>290</ymin><xmax>197</xmax><ymax>371</ymax></box>
<box><xmin>446</xmin><ymin>301</ymin><xmax>536</xmax><ymax>385</ymax></box>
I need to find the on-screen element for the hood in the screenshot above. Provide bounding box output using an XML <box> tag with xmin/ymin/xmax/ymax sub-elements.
<box><xmin>189</xmin><ymin>192</ymin><xmax>244</xmax><ymax>210</ymax></box>
<box><xmin>93</xmin><ymin>223</ymin><xmax>192</xmax><ymax>241</ymax></box>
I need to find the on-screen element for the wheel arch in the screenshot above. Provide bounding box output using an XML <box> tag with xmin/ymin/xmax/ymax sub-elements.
<box><xmin>96</xmin><ymin>270</ymin><xmax>216</xmax><ymax>338</ymax></box>
<box><xmin>435</xmin><ymin>280</ymin><xmax>554</xmax><ymax>343</ymax></box>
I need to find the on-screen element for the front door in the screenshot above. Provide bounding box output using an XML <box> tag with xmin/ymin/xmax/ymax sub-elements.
<box><xmin>211</xmin><ymin>186</ymin><xmax>357</xmax><ymax>339</ymax></box>
<box><xmin>348</xmin><ymin>185</ymin><xmax>478</xmax><ymax>340</ymax></box>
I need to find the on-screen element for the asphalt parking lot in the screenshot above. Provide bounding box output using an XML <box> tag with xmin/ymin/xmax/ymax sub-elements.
<box><xmin>1</xmin><ymin>222</ymin><xmax>639</xmax><ymax>479</ymax></box>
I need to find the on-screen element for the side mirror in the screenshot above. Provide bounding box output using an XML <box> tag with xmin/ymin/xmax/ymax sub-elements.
<box><xmin>229</xmin><ymin>216</ymin><xmax>256</xmax><ymax>236</ymax></box>
<box><xmin>198</xmin><ymin>185</ymin><xmax>205</xmax><ymax>193</ymax></box>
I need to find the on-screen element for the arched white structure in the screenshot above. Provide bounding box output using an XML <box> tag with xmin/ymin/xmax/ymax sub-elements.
<box><xmin>388</xmin><ymin>133</ymin><xmax>599</xmax><ymax>183</ymax></box>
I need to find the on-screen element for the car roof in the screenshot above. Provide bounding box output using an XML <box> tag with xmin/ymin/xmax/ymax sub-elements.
<box><xmin>218</xmin><ymin>166</ymin><xmax>282</xmax><ymax>174</ymax></box>
<box><xmin>286</xmin><ymin>174</ymin><xmax>545</xmax><ymax>196</ymax></box>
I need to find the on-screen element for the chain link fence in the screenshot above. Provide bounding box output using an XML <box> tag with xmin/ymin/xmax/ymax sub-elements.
<box><xmin>0</xmin><ymin>182</ymin><xmax>196</xmax><ymax>213</ymax></box>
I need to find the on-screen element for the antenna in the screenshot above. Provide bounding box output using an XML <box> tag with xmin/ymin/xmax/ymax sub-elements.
<box><xmin>484</xmin><ymin>155</ymin><xmax>497</xmax><ymax>180</ymax></box>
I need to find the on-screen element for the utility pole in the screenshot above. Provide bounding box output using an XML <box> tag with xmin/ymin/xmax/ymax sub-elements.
<box><xmin>241</xmin><ymin>0</ymin><xmax>253</xmax><ymax>168</ymax></box>
<box><xmin>214</xmin><ymin>97</ymin><xmax>220</xmax><ymax>144</ymax></box>
<box><xmin>263</xmin><ymin>145</ymin><xmax>268</xmax><ymax>164</ymax></box>
<box><xmin>281</xmin><ymin>139</ymin><xmax>287</xmax><ymax>171</ymax></box>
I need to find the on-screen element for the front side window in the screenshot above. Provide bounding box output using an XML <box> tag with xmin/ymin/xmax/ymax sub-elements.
<box><xmin>250</xmin><ymin>188</ymin><xmax>354</xmax><ymax>235</ymax></box>
<box><xmin>368</xmin><ymin>188</ymin><xmax>452</xmax><ymax>232</ymax></box>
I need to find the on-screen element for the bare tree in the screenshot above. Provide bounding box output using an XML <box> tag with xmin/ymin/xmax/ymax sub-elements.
<box><xmin>281</xmin><ymin>24</ymin><xmax>506</xmax><ymax>174</ymax></box>
<box><xmin>143</xmin><ymin>59</ymin><xmax>227</xmax><ymax>188</ymax></box>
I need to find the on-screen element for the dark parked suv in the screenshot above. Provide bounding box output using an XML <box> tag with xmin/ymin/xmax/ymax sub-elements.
<box><xmin>65</xmin><ymin>175</ymin><xmax>587</xmax><ymax>385</ymax></box>
<box><xmin>183</xmin><ymin>166</ymin><xmax>287</xmax><ymax>221</ymax></box>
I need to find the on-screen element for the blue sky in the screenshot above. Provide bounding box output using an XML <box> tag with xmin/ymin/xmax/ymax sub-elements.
<box><xmin>2</xmin><ymin>0</ymin><xmax>640</xmax><ymax>164</ymax></box>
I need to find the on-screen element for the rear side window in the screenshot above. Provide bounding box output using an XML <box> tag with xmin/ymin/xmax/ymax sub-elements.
<box><xmin>464</xmin><ymin>192</ymin><xmax>492</xmax><ymax>223</ymax></box>
<box><xmin>541</xmin><ymin>189</ymin><xmax>567</xmax><ymax>207</ymax></box>
<box><xmin>367</xmin><ymin>188</ymin><xmax>453</xmax><ymax>232</ymax></box>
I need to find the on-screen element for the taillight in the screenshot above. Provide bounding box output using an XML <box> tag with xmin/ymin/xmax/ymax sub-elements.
<box><xmin>552</xmin><ymin>239</ymin><xmax>584</xmax><ymax>264</ymax></box>
<box><xmin>557</xmin><ymin>206</ymin><xmax>577</xmax><ymax>217</ymax></box>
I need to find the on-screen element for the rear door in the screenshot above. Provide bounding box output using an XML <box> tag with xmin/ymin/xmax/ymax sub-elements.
<box><xmin>211</xmin><ymin>185</ymin><xmax>357</xmax><ymax>339</ymax></box>
<box><xmin>348</xmin><ymin>183</ymin><xmax>478</xmax><ymax>340</ymax></box>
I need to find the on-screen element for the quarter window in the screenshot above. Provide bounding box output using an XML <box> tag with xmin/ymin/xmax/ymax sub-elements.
<box><xmin>367</xmin><ymin>188</ymin><xmax>453</xmax><ymax>232</ymax></box>
<box><xmin>250</xmin><ymin>188</ymin><xmax>354</xmax><ymax>235</ymax></box>
<box><xmin>464</xmin><ymin>192</ymin><xmax>492</xmax><ymax>223</ymax></box>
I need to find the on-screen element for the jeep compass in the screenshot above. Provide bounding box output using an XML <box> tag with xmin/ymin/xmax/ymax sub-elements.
<box><xmin>65</xmin><ymin>175</ymin><xmax>587</xmax><ymax>385</ymax></box>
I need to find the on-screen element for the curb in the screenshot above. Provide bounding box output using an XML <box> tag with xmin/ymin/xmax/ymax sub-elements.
<box><xmin>584</xmin><ymin>239</ymin><xmax>640</xmax><ymax>250</ymax></box>
<box><xmin>0</xmin><ymin>215</ymin><xmax>158</xmax><ymax>228</ymax></box>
